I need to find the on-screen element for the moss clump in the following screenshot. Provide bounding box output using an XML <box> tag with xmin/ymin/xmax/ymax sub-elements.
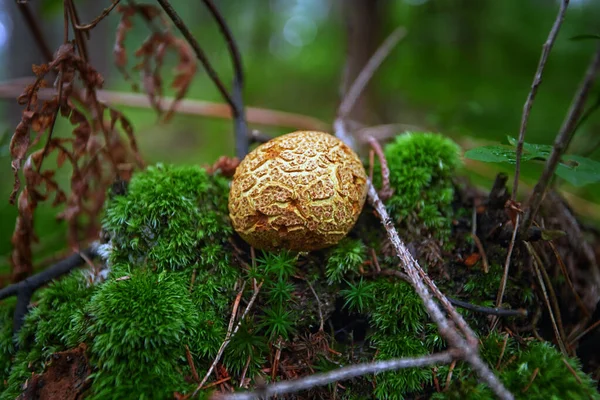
<box><xmin>374</xmin><ymin>132</ymin><xmax>462</xmax><ymax>241</ymax></box>
<box><xmin>433</xmin><ymin>333</ymin><xmax>600</xmax><ymax>400</ymax></box>
<box><xmin>85</xmin><ymin>268</ymin><xmax>199</xmax><ymax>399</ymax></box>
<box><xmin>1</xmin><ymin>271</ymin><xmax>94</xmax><ymax>399</ymax></box>
<box><xmin>1</xmin><ymin>163</ymin><xmax>239</xmax><ymax>399</ymax></box>
<box><xmin>326</xmin><ymin>238</ymin><xmax>367</xmax><ymax>284</ymax></box>
<box><xmin>0</xmin><ymin>299</ymin><xmax>15</xmax><ymax>390</ymax></box>
<box><xmin>103</xmin><ymin>163</ymin><xmax>232</xmax><ymax>272</ymax></box>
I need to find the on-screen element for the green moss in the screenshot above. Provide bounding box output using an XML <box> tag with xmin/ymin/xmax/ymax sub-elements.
<box><xmin>0</xmin><ymin>299</ymin><xmax>15</xmax><ymax>391</ymax></box>
<box><xmin>341</xmin><ymin>278</ymin><xmax>375</xmax><ymax>313</ymax></box>
<box><xmin>374</xmin><ymin>132</ymin><xmax>462</xmax><ymax>241</ymax></box>
<box><xmin>86</xmin><ymin>268</ymin><xmax>198</xmax><ymax>399</ymax></box>
<box><xmin>1</xmin><ymin>271</ymin><xmax>94</xmax><ymax>399</ymax></box>
<box><xmin>433</xmin><ymin>334</ymin><xmax>600</xmax><ymax>400</ymax></box>
<box><xmin>325</xmin><ymin>238</ymin><xmax>367</xmax><ymax>284</ymax></box>
<box><xmin>103</xmin><ymin>163</ymin><xmax>232</xmax><ymax>272</ymax></box>
<box><xmin>2</xmin><ymin>160</ymin><xmax>598</xmax><ymax>400</ymax></box>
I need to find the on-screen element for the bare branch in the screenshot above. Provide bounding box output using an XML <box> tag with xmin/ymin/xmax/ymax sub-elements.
<box><xmin>201</xmin><ymin>0</ymin><xmax>248</xmax><ymax>159</ymax></box>
<box><xmin>375</xmin><ymin>269</ymin><xmax>527</xmax><ymax>318</ymax></box>
<box><xmin>525</xmin><ymin>241</ymin><xmax>569</xmax><ymax>355</ymax></box>
<box><xmin>494</xmin><ymin>214</ymin><xmax>520</xmax><ymax>316</ymax></box>
<box><xmin>0</xmin><ymin>81</ymin><xmax>329</xmax><ymax>131</ymax></box>
<box><xmin>154</xmin><ymin>0</ymin><xmax>236</xmax><ymax>116</ymax></box>
<box><xmin>522</xmin><ymin>43</ymin><xmax>600</xmax><ymax>232</ymax></box>
<box><xmin>335</xmin><ymin>26</ymin><xmax>407</xmax><ymax>149</ymax></box>
<box><xmin>512</xmin><ymin>0</ymin><xmax>569</xmax><ymax>201</ymax></box>
<box><xmin>213</xmin><ymin>351</ymin><xmax>457</xmax><ymax>400</ymax></box>
<box><xmin>192</xmin><ymin>280</ymin><xmax>264</xmax><ymax>397</ymax></box>
<box><xmin>16</xmin><ymin>2</ymin><xmax>54</xmax><ymax>63</ymax></box>
<box><xmin>74</xmin><ymin>0</ymin><xmax>121</xmax><ymax>31</ymax></box>
<box><xmin>365</xmin><ymin>181</ymin><xmax>514</xmax><ymax>400</ymax></box>
<box><xmin>332</xmin><ymin>23</ymin><xmax>514</xmax><ymax>399</ymax></box>
<box><xmin>0</xmin><ymin>247</ymin><xmax>98</xmax><ymax>334</ymax></box>
<box><xmin>338</xmin><ymin>26</ymin><xmax>406</xmax><ymax>118</ymax></box>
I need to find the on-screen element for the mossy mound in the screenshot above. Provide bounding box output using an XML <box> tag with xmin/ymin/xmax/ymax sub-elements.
<box><xmin>374</xmin><ymin>132</ymin><xmax>462</xmax><ymax>242</ymax></box>
<box><xmin>0</xmin><ymin>137</ymin><xmax>598</xmax><ymax>399</ymax></box>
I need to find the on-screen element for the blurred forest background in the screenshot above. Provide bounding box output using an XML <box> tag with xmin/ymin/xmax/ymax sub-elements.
<box><xmin>0</xmin><ymin>0</ymin><xmax>599</xmax><ymax>272</ymax></box>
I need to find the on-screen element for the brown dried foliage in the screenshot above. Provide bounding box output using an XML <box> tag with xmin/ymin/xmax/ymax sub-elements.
<box><xmin>9</xmin><ymin>41</ymin><xmax>144</xmax><ymax>282</ymax></box>
<box><xmin>115</xmin><ymin>4</ymin><xmax>198</xmax><ymax>121</ymax></box>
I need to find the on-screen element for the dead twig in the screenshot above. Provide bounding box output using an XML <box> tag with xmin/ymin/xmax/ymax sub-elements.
<box><xmin>366</xmin><ymin>182</ymin><xmax>513</xmax><ymax>399</ymax></box>
<box><xmin>213</xmin><ymin>351</ymin><xmax>457</xmax><ymax>400</ymax></box>
<box><xmin>443</xmin><ymin>360</ymin><xmax>457</xmax><ymax>391</ymax></box>
<box><xmin>521</xmin><ymin>368</ymin><xmax>540</xmax><ymax>393</ymax></box>
<box><xmin>0</xmin><ymin>81</ymin><xmax>329</xmax><ymax>132</ymax></box>
<box><xmin>568</xmin><ymin>318</ymin><xmax>600</xmax><ymax>347</ymax></box>
<box><xmin>332</xmin><ymin>25</ymin><xmax>513</xmax><ymax>399</ymax></box>
<box><xmin>446</xmin><ymin>297</ymin><xmax>527</xmax><ymax>318</ymax></box>
<box><xmin>337</xmin><ymin>27</ymin><xmax>406</xmax><ymax>119</ymax></box>
<box><xmin>495</xmin><ymin>334</ymin><xmax>510</xmax><ymax>370</ymax></box>
<box><xmin>469</xmin><ymin>233</ymin><xmax>489</xmax><ymax>274</ymax></box>
<box><xmin>335</xmin><ymin>26</ymin><xmax>407</xmax><ymax>149</ymax></box>
<box><xmin>16</xmin><ymin>2</ymin><xmax>54</xmax><ymax>62</ymax></box>
<box><xmin>367</xmin><ymin>136</ymin><xmax>393</xmax><ymax>200</ymax></box>
<box><xmin>525</xmin><ymin>241</ymin><xmax>568</xmax><ymax>355</ymax></box>
<box><xmin>522</xmin><ymin>43</ymin><xmax>600</xmax><ymax>232</ymax></box>
<box><xmin>512</xmin><ymin>0</ymin><xmax>569</xmax><ymax>200</ymax></box>
<box><xmin>201</xmin><ymin>0</ymin><xmax>248</xmax><ymax>159</ymax></box>
<box><xmin>0</xmin><ymin>247</ymin><xmax>97</xmax><ymax>335</ymax></box>
<box><xmin>156</xmin><ymin>0</ymin><xmax>248</xmax><ymax>159</ymax></box>
<box><xmin>239</xmin><ymin>354</ymin><xmax>252</xmax><ymax>388</ymax></box>
<box><xmin>185</xmin><ymin>344</ymin><xmax>200</xmax><ymax>383</ymax></box>
<box><xmin>74</xmin><ymin>0</ymin><xmax>121</xmax><ymax>31</ymax></box>
<box><xmin>494</xmin><ymin>214</ymin><xmax>520</xmax><ymax>328</ymax></box>
<box><xmin>194</xmin><ymin>280</ymin><xmax>263</xmax><ymax>397</ymax></box>
<box><xmin>546</xmin><ymin>238</ymin><xmax>590</xmax><ymax>318</ymax></box>
<box><xmin>375</xmin><ymin>269</ymin><xmax>526</xmax><ymax>318</ymax></box>
<box><xmin>305</xmin><ymin>279</ymin><xmax>324</xmax><ymax>332</ymax></box>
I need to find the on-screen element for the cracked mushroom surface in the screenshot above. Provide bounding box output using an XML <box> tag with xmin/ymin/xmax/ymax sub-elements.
<box><xmin>228</xmin><ymin>131</ymin><xmax>368</xmax><ymax>251</ymax></box>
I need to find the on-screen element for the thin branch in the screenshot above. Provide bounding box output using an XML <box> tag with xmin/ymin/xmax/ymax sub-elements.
<box><xmin>0</xmin><ymin>80</ymin><xmax>329</xmax><ymax>132</ymax></box>
<box><xmin>365</xmin><ymin>181</ymin><xmax>513</xmax><ymax>400</ymax></box>
<box><xmin>213</xmin><ymin>351</ymin><xmax>457</xmax><ymax>400</ymax></box>
<box><xmin>495</xmin><ymin>214</ymin><xmax>520</xmax><ymax>314</ymax></box>
<box><xmin>375</xmin><ymin>269</ymin><xmax>526</xmax><ymax>318</ymax></box>
<box><xmin>201</xmin><ymin>0</ymin><xmax>248</xmax><ymax>159</ymax></box>
<box><xmin>0</xmin><ymin>247</ymin><xmax>97</xmax><ymax>334</ymax></box>
<box><xmin>367</xmin><ymin>136</ymin><xmax>393</xmax><ymax>199</ymax></box>
<box><xmin>512</xmin><ymin>0</ymin><xmax>569</xmax><ymax>201</ymax></box>
<box><xmin>447</xmin><ymin>297</ymin><xmax>527</xmax><ymax>318</ymax></box>
<box><xmin>74</xmin><ymin>0</ymin><xmax>121</xmax><ymax>31</ymax></box>
<box><xmin>155</xmin><ymin>0</ymin><xmax>249</xmax><ymax>159</ymax></box>
<box><xmin>333</xmin><ymin>24</ymin><xmax>513</xmax><ymax>399</ymax></box>
<box><xmin>568</xmin><ymin>318</ymin><xmax>600</xmax><ymax>347</ymax></box>
<box><xmin>522</xmin><ymin>43</ymin><xmax>600</xmax><ymax>232</ymax></box>
<box><xmin>305</xmin><ymin>279</ymin><xmax>324</xmax><ymax>332</ymax></box>
<box><xmin>469</xmin><ymin>233</ymin><xmax>489</xmax><ymax>274</ymax></box>
<box><xmin>337</xmin><ymin>26</ymin><xmax>406</xmax><ymax>118</ymax></box>
<box><xmin>193</xmin><ymin>280</ymin><xmax>263</xmax><ymax>397</ymax></box>
<box><xmin>546</xmin><ymin>238</ymin><xmax>589</xmax><ymax>318</ymax></box>
<box><xmin>16</xmin><ymin>2</ymin><xmax>54</xmax><ymax>62</ymax></box>
<box><xmin>525</xmin><ymin>241</ymin><xmax>568</xmax><ymax>355</ymax></box>
<box><xmin>335</xmin><ymin>26</ymin><xmax>407</xmax><ymax>149</ymax></box>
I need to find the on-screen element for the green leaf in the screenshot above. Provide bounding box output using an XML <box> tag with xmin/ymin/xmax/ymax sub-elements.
<box><xmin>569</xmin><ymin>34</ymin><xmax>600</xmax><ymax>41</ymax></box>
<box><xmin>507</xmin><ymin>136</ymin><xmax>552</xmax><ymax>159</ymax></box>
<box><xmin>464</xmin><ymin>145</ymin><xmax>532</xmax><ymax>164</ymax></box>
<box><xmin>556</xmin><ymin>155</ymin><xmax>600</xmax><ymax>186</ymax></box>
<box><xmin>541</xmin><ymin>229</ymin><xmax>567</xmax><ymax>241</ymax></box>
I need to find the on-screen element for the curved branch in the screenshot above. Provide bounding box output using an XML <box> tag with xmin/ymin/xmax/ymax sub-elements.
<box><xmin>0</xmin><ymin>247</ymin><xmax>97</xmax><ymax>334</ymax></box>
<box><xmin>202</xmin><ymin>0</ymin><xmax>248</xmax><ymax>159</ymax></box>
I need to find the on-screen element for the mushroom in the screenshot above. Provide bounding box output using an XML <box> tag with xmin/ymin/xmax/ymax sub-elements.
<box><xmin>228</xmin><ymin>131</ymin><xmax>368</xmax><ymax>251</ymax></box>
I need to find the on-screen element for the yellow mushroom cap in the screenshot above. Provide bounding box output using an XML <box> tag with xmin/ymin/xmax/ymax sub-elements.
<box><xmin>228</xmin><ymin>130</ymin><xmax>368</xmax><ymax>251</ymax></box>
